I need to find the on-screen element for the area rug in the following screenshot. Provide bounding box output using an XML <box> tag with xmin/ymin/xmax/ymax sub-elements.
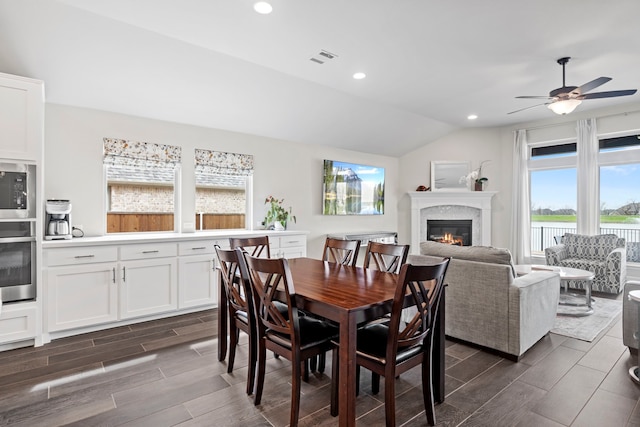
<box><xmin>550</xmin><ymin>296</ymin><xmax>622</xmax><ymax>342</ymax></box>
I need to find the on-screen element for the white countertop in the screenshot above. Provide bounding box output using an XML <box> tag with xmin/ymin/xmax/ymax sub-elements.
<box><xmin>41</xmin><ymin>229</ymin><xmax>309</xmax><ymax>248</ymax></box>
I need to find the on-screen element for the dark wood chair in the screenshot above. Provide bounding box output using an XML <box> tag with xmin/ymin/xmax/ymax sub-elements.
<box><xmin>239</xmin><ymin>253</ymin><xmax>339</xmax><ymax>427</ymax></box>
<box><xmin>215</xmin><ymin>246</ymin><xmax>257</xmax><ymax>395</ymax></box>
<box><xmin>332</xmin><ymin>258</ymin><xmax>450</xmax><ymax>426</ymax></box>
<box><xmin>322</xmin><ymin>237</ymin><xmax>361</xmax><ymax>267</ymax></box>
<box><xmin>363</xmin><ymin>241</ymin><xmax>410</xmax><ymax>274</ymax></box>
<box><xmin>229</xmin><ymin>235</ymin><xmax>271</xmax><ymax>258</ymax></box>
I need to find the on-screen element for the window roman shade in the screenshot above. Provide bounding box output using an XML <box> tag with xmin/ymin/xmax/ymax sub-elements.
<box><xmin>103</xmin><ymin>138</ymin><xmax>182</xmax><ymax>169</ymax></box>
<box><xmin>195</xmin><ymin>149</ymin><xmax>254</xmax><ymax>177</ymax></box>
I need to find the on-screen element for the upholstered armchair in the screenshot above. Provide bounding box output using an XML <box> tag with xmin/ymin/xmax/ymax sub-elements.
<box><xmin>545</xmin><ymin>233</ymin><xmax>627</xmax><ymax>294</ymax></box>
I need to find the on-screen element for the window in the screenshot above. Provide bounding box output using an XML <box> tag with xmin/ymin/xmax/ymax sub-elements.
<box><xmin>529</xmin><ymin>142</ymin><xmax>577</xmax><ymax>252</ymax></box>
<box><xmin>528</xmin><ymin>130</ymin><xmax>640</xmax><ymax>261</ymax></box>
<box><xmin>104</xmin><ymin>138</ymin><xmax>181</xmax><ymax>233</ymax></box>
<box><xmin>194</xmin><ymin>149</ymin><xmax>253</xmax><ymax>230</ymax></box>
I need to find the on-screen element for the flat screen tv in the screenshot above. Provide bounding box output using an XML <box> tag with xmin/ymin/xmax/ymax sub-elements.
<box><xmin>323</xmin><ymin>160</ymin><xmax>384</xmax><ymax>215</ymax></box>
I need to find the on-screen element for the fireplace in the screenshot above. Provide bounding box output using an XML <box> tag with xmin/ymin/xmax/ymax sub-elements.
<box><xmin>427</xmin><ymin>219</ymin><xmax>472</xmax><ymax>246</ymax></box>
<box><xmin>409</xmin><ymin>191</ymin><xmax>496</xmax><ymax>254</ymax></box>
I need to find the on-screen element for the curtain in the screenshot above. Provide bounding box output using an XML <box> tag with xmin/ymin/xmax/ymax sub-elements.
<box><xmin>576</xmin><ymin>118</ymin><xmax>599</xmax><ymax>234</ymax></box>
<box><xmin>510</xmin><ymin>129</ymin><xmax>531</xmax><ymax>264</ymax></box>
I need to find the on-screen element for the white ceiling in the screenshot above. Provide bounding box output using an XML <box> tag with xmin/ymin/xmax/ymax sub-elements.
<box><xmin>1</xmin><ymin>0</ymin><xmax>639</xmax><ymax>156</ymax></box>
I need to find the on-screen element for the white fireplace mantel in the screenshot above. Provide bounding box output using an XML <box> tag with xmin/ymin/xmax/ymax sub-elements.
<box><xmin>409</xmin><ymin>191</ymin><xmax>497</xmax><ymax>253</ymax></box>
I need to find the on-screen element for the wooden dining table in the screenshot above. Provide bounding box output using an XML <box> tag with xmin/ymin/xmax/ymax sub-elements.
<box><xmin>217</xmin><ymin>257</ymin><xmax>445</xmax><ymax>427</ymax></box>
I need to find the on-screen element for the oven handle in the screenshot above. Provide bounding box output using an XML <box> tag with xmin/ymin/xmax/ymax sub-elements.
<box><xmin>0</xmin><ymin>236</ymin><xmax>36</xmax><ymax>244</ymax></box>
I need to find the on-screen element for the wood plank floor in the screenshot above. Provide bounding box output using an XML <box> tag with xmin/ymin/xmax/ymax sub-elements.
<box><xmin>0</xmin><ymin>294</ymin><xmax>639</xmax><ymax>426</ymax></box>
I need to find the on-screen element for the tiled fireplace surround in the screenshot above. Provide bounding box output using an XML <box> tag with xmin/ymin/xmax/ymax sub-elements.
<box><xmin>409</xmin><ymin>191</ymin><xmax>497</xmax><ymax>254</ymax></box>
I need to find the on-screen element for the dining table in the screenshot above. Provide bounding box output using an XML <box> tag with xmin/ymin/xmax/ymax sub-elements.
<box><xmin>217</xmin><ymin>257</ymin><xmax>445</xmax><ymax>427</ymax></box>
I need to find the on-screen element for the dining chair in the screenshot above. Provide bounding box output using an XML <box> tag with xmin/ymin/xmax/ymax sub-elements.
<box><xmin>229</xmin><ymin>235</ymin><xmax>271</xmax><ymax>258</ymax></box>
<box><xmin>363</xmin><ymin>241</ymin><xmax>410</xmax><ymax>274</ymax></box>
<box><xmin>322</xmin><ymin>237</ymin><xmax>361</xmax><ymax>267</ymax></box>
<box><xmin>239</xmin><ymin>253</ymin><xmax>339</xmax><ymax>427</ymax></box>
<box><xmin>215</xmin><ymin>246</ymin><xmax>257</xmax><ymax>395</ymax></box>
<box><xmin>331</xmin><ymin>258</ymin><xmax>450</xmax><ymax>426</ymax></box>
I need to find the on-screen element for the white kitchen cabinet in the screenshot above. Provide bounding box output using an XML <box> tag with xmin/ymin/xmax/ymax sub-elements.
<box><xmin>0</xmin><ymin>303</ymin><xmax>37</xmax><ymax>344</ymax></box>
<box><xmin>44</xmin><ymin>246</ymin><xmax>119</xmax><ymax>332</ymax></box>
<box><xmin>119</xmin><ymin>242</ymin><xmax>178</xmax><ymax>319</ymax></box>
<box><xmin>271</xmin><ymin>234</ymin><xmax>307</xmax><ymax>259</ymax></box>
<box><xmin>0</xmin><ymin>72</ymin><xmax>44</xmax><ymax>161</ymax></box>
<box><xmin>46</xmin><ymin>263</ymin><xmax>118</xmax><ymax>331</ymax></box>
<box><xmin>177</xmin><ymin>240</ymin><xmax>218</xmax><ymax>309</ymax></box>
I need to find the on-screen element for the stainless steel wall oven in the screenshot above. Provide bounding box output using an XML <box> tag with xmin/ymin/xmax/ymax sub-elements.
<box><xmin>0</xmin><ymin>221</ymin><xmax>36</xmax><ymax>303</ymax></box>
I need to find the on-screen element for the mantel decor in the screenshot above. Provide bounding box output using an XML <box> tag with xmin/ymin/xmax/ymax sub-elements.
<box><xmin>430</xmin><ymin>161</ymin><xmax>470</xmax><ymax>191</ymax></box>
<box><xmin>263</xmin><ymin>196</ymin><xmax>296</xmax><ymax>230</ymax></box>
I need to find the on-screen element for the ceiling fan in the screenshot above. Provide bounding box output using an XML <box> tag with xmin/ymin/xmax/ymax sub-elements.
<box><xmin>509</xmin><ymin>57</ymin><xmax>637</xmax><ymax>115</ymax></box>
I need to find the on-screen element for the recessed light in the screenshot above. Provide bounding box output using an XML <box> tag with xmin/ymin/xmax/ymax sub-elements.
<box><xmin>254</xmin><ymin>2</ymin><xmax>273</xmax><ymax>14</ymax></box>
<box><xmin>467</xmin><ymin>114</ymin><xmax>478</xmax><ymax>120</ymax></box>
<box><xmin>353</xmin><ymin>72</ymin><xmax>366</xmax><ymax>80</ymax></box>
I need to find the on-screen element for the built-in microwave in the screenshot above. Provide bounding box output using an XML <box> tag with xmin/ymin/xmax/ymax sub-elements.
<box><xmin>0</xmin><ymin>162</ymin><xmax>36</xmax><ymax>219</ymax></box>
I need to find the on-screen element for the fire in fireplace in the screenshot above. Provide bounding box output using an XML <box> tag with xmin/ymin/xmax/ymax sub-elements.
<box><xmin>427</xmin><ymin>219</ymin><xmax>472</xmax><ymax>246</ymax></box>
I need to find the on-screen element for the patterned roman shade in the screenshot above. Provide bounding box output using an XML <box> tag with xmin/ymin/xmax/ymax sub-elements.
<box><xmin>103</xmin><ymin>138</ymin><xmax>182</xmax><ymax>169</ymax></box>
<box><xmin>195</xmin><ymin>149</ymin><xmax>254</xmax><ymax>176</ymax></box>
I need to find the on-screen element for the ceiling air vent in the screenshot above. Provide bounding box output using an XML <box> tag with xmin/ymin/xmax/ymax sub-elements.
<box><xmin>309</xmin><ymin>49</ymin><xmax>338</xmax><ymax>65</ymax></box>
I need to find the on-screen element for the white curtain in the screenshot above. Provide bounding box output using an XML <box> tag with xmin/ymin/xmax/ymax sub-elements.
<box><xmin>576</xmin><ymin>118</ymin><xmax>599</xmax><ymax>234</ymax></box>
<box><xmin>510</xmin><ymin>129</ymin><xmax>531</xmax><ymax>264</ymax></box>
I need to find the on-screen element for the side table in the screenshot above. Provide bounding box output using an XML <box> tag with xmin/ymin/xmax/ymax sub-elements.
<box><xmin>628</xmin><ymin>290</ymin><xmax>640</xmax><ymax>385</ymax></box>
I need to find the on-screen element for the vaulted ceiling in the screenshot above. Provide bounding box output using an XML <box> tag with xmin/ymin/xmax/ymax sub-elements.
<box><xmin>1</xmin><ymin>0</ymin><xmax>639</xmax><ymax>156</ymax></box>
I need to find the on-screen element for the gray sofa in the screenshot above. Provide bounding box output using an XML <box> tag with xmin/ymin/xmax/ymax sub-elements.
<box><xmin>409</xmin><ymin>241</ymin><xmax>560</xmax><ymax>359</ymax></box>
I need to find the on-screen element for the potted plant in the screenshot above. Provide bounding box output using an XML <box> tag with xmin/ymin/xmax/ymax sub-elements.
<box><xmin>460</xmin><ymin>160</ymin><xmax>490</xmax><ymax>191</ymax></box>
<box><xmin>264</xmin><ymin>196</ymin><xmax>296</xmax><ymax>230</ymax></box>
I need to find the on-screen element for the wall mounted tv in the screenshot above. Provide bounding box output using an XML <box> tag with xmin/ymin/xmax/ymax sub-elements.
<box><xmin>323</xmin><ymin>160</ymin><xmax>385</xmax><ymax>215</ymax></box>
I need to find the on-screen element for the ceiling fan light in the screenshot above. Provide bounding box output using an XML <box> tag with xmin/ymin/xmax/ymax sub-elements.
<box><xmin>548</xmin><ymin>99</ymin><xmax>582</xmax><ymax>115</ymax></box>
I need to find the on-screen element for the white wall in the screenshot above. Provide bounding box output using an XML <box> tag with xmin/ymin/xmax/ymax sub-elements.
<box><xmin>44</xmin><ymin>104</ymin><xmax>399</xmax><ymax>259</ymax></box>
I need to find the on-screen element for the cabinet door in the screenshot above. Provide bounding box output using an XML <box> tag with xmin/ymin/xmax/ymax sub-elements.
<box><xmin>0</xmin><ymin>73</ymin><xmax>43</xmax><ymax>161</ymax></box>
<box><xmin>178</xmin><ymin>254</ymin><xmax>216</xmax><ymax>309</ymax></box>
<box><xmin>120</xmin><ymin>258</ymin><xmax>178</xmax><ymax>319</ymax></box>
<box><xmin>46</xmin><ymin>263</ymin><xmax>118</xmax><ymax>332</ymax></box>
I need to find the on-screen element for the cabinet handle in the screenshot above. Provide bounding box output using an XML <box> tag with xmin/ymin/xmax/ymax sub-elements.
<box><xmin>122</xmin><ymin>267</ymin><xmax>126</xmax><ymax>282</ymax></box>
<box><xmin>191</xmin><ymin>247</ymin><xmax>206</xmax><ymax>250</ymax></box>
<box><xmin>74</xmin><ymin>255</ymin><xmax>95</xmax><ymax>259</ymax></box>
<box><xmin>142</xmin><ymin>250</ymin><xmax>159</xmax><ymax>254</ymax></box>
<box><xmin>112</xmin><ymin>267</ymin><xmax>116</xmax><ymax>284</ymax></box>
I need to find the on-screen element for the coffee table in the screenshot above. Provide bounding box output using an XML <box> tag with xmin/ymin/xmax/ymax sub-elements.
<box><xmin>515</xmin><ymin>264</ymin><xmax>595</xmax><ymax>316</ymax></box>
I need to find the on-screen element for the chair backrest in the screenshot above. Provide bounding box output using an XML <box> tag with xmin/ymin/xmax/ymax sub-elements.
<box><xmin>240</xmin><ymin>253</ymin><xmax>301</xmax><ymax>346</ymax></box>
<box><xmin>386</xmin><ymin>258</ymin><xmax>450</xmax><ymax>359</ymax></box>
<box><xmin>563</xmin><ymin>233</ymin><xmax>626</xmax><ymax>260</ymax></box>
<box><xmin>230</xmin><ymin>235</ymin><xmax>271</xmax><ymax>258</ymax></box>
<box><xmin>322</xmin><ymin>237</ymin><xmax>361</xmax><ymax>267</ymax></box>
<box><xmin>363</xmin><ymin>241</ymin><xmax>410</xmax><ymax>274</ymax></box>
<box><xmin>215</xmin><ymin>246</ymin><xmax>253</xmax><ymax>318</ymax></box>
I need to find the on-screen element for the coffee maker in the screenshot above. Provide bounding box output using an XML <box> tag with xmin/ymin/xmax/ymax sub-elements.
<box><xmin>45</xmin><ymin>199</ymin><xmax>72</xmax><ymax>240</ymax></box>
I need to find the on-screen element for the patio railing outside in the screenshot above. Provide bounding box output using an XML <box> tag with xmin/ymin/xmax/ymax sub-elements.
<box><xmin>531</xmin><ymin>224</ymin><xmax>640</xmax><ymax>262</ymax></box>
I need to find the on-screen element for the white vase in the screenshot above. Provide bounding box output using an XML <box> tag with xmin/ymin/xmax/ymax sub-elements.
<box><xmin>273</xmin><ymin>221</ymin><xmax>285</xmax><ymax>231</ymax></box>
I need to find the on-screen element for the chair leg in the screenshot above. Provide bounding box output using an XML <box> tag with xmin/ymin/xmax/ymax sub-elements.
<box><xmin>227</xmin><ymin>321</ymin><xmax>238</xmax><ymax>374</ymax></box>
<box><xmin>355</xmin><ymin>365</ymin><xmax>360</xmax><ymax>396</ymax></box>
<box><xmin>309</xmin><ymin>355</ymin><xmax>317</xmax><ymax>372</ymax></box>
<box><xmin>371</xmin><ymin>372</ymin><xmax>380</xmax><ymax>395</ymax></box>
<box><xmin>246</xmin><ymin>328</ymin><xmax>257</xmax><ymax>395</ymax></box>
<box><xmin>291</xmin><ymin>356</ymin><xmax>303</xmax><ymax>427</ymax></box>
<box><xmin>422</xmin><ymin>343</ymin><xmax>436</xmax><ymax>425</ymax></box>
<box><xmin>318</xmin><ymin>352</ymin><xmax>326</xmax><ymax>373</ymax></box>
<box><xmin>330</xmin><ymin>347</ymin><xmax>339</xmax><ymax>417</ymax></box>
<box><xmin>384</xmin><ymin>370</ymin><xmax>396</xmax><ymax>427</ymax></box>
<box><xmin>254</xmin><ymin>339</ymin><xmax>267</xmax><ymax>406</ymax></box>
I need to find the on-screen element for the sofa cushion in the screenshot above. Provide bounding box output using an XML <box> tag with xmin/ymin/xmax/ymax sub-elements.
<box><xmin>419</xmin><ymin>241</ymin><xmax>516</xmax><ymax>276</ymax></box>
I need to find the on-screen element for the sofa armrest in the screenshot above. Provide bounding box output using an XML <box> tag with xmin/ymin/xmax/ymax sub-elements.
<box><xmin>545</xmin><ymin>244</ymin><xmax>567</xmax><ymax>265</ymax></box>
<box><xmin>508</xmin><ymin>270</ymin><xmax>560</xmax><ymax>355</ymax></box>
<box><xmin>606</xmin><ymin>247</ymin><xmax>627</xmax><ymax>281</ymax></box>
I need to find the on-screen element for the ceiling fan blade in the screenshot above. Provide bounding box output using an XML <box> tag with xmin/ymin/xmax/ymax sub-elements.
<box><xmin>508</xmin><ymin>102</ymin><xmax>549</xmax><ymax>115</ymax></box>
<box><xmin>574</xmin><ymin>77</ymin><xmax>612</xmax><ymax>95</ymax></box>
<box><xmin>580</xmin><ymin>89</ymin><xmax>637</xmax><ymax>99</ymax></box>
<box><xmin>516</xmin><ymin>95</ymin><xmax>553</xmax><ymax>99</ymax></box>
